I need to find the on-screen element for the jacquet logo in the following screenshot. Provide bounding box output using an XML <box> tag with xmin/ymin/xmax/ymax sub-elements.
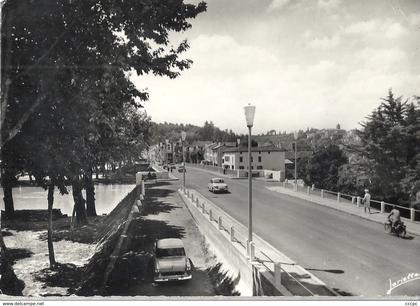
<box><xmin>387</xmin><ymin>272</ymin><xmax>420</xmax><ymax>295</ymax></box>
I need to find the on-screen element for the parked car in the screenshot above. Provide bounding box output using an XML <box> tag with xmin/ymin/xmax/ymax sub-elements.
<box><xmin>208</xmin><ymin>178</ymin><xmax>228</xmax><ymax>193</ymax></box>
<box><xmin>153</xmin><ymin>238</ymin><xmax>192</xmax><ymax>282</ymax></box>
<box><xmin>178</xmin><ymin>165</ymin><xmax>186</xmax><ymax>173</ymax></box>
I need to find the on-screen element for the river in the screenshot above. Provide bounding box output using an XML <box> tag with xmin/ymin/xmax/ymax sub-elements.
<box><xmin>0</xmin><ymin>183</ymin><xmax>136</xmax><ymax>216</ymax></box>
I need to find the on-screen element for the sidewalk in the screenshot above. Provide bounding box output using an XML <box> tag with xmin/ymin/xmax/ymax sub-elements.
<box><xmin>186</xmin><ymin>165</ymin><xmax>233</xmax><ymax>179</ymax></box>
<box><xmin>267</xmin><ymin>186</ymin><xmax>420</xmax><ymax>237</ymax></box>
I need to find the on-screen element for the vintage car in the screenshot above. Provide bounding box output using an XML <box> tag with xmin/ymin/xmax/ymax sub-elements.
<box><xmin>153</xmin><ymin>238</ymin><xmax>192</xmax><ymax>282</ymax></box>
<box><xmin>208</xmin><ymin>178</ymin><xmax>228</xmax><ymax>193</ymax></box>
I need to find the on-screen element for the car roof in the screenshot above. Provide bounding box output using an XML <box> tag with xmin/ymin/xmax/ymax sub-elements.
<box><xmin>156</xmin><ymin>238</ymin><xmax>184</xmax><ymax>249</ymax></box>
<box><xmin>211</xmin><ymin>178</ymin><xmax>224</xmax><ymax>181</ymax></box>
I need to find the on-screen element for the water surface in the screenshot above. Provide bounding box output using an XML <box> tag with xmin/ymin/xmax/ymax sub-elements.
<box><xmin>0</xmin><ymin>184</ymin><xmax>136</xmax><ymax>216</ymax></box>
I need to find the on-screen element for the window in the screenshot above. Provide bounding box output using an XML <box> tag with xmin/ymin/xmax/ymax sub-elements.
<box><xmin>156</xmin><ymin>248</ymin><xmax>186</xmax><ymax>258</ymax></box>
<box><xmin>268</xmin><ymin>152</ymin><xmax>270</xmax><ymax>154</ymax></box>
<box><xmin>251</xmin><ymin>157</ymin><xmax>253</xmax><ymax>162</ymax></box>
<box><xmin>251</xmin><ymin>166</ymin><xmax>254</xmax><ymax>170</ymax></box>
<box><xmin>239</xmin><ymin>166</ymin><xmax>244</xmax><ymax>169</ymax></box>
<box><xmin>231</xmin><ymin>165</ymin><xmax>234</xmax><ymax>170</ymax></box>
<box><xmin>212</xmin><ymin>178</ymin><xmax>224</xmax><ymax>183</ymax></box>
<box><xmin>257</xmin><ymin>166</ymin><xmax>263</xmax><ymax>170</ymax></box>
<box><xmin>258</xmin><ymin>156</ymin><xmax>262</xmax><ymax>162</ymax></box>
<box><xmin>239</xmin><ymin>156</ymin><xmax>243</xmax><ymax>162</ymax></box>
<box><xmin>259</xmin><ymin>151</ymin><xmax>261</xmax><ymax>154</ymax></box>
<box><xmin>225</xmin><ymin>156</ymin><xmax>230</xmax><ymax>162</ymax></box>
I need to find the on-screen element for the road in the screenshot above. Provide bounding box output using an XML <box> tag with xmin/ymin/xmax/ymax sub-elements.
<box><xmin>122</xmin><ymin>182</ymin><xmax>238</xmax><ymax>296</ymax></box>
<box><xmin>174</xmin><ymin>166</ymin><xmax>420</xmax><ymax>296</ymax></box>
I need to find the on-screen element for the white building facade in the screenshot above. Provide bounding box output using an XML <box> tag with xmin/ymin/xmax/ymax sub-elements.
<box><xmin>221</xmin><ymin>147</ymin><xmax>286</xmax><ymax>172</ymax></box>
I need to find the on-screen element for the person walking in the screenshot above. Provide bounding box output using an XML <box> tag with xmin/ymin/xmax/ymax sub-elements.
<box><xmin>362</xmin><ymin>189</ymin><xmax>371</xmax><ymax>214</ymax></box>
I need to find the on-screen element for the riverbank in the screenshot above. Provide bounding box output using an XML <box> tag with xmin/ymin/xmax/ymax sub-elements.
<box><xmin>1</xmin><ymin>182</ymin><xmax>139</xmax><ymax>297</ymax></box>
<box><xmin>2</xmin><ymin>180</ymin><xmax>239</xmax><ymax>297</ymax></box>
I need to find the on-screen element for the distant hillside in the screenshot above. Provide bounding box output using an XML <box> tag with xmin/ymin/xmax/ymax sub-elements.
<box><xmin>150</xmin><ymin>121</ymin><xmax>239</xmax><ymax>144</ymax></box>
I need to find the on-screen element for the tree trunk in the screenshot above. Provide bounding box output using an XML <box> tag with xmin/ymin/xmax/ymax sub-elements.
<box><xmin>1</xmin><ymin>171</ymin><xmax>15</xmax><ymax>218</ymax></box>
<box><xmin>72</xmin><ymin>180</ymin><xmax>88</xmax><ymax>227</ymax></box>
<box><xmin>47</xmin><ymin>182</ymin><xmax>56</xmax><ymax>268</ymax></box>
<box><xmin>103</xmin><ymin>164</ymin><xmax>108</xmax><ymax>179</ymax></box>
<box><xmin>95</xmin><ymin>166</ymin><xmax>99</xmax><ymax>180</ymax></box>
<box><xmin>84</xmin><ymin>170</ymin><xmax>96</xmax><ymax>217</ymax></box>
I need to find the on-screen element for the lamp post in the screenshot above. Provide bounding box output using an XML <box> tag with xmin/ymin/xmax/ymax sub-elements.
<box><xmin>165</xmin><ymin>139</ymin><xmax>169</xmax><ymax>166</ymax></box>
<box><xmin>181</xmin><ymin>131</ymin><xmax>187</xmax><ymax>189</ymax></box>
<box><xmin>244</xmin><ymin>104</ymin><xmax>256</xmax><ymax>249</ymax></box>
<box><xmin>294</xmin><ymin>131</ymin><xmax>298</xmax><ymax>189</ymax></box>
<box><xmin>237</xmin><ymin>138</ymin><xmax>240</xmax><ymax>169</ymax></box>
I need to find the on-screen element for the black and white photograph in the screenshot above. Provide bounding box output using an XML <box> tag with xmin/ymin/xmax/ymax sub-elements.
<box><xmin>0</xmin><ymin>0</ymin><xmax>419</xmax><ymax>304</ymax></box>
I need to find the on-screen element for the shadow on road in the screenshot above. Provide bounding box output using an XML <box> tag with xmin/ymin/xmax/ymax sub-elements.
<box><xmin>332</xmin><ymin>287</ymin><xmax>354</xmax><ymax>296</ymax></box>
<box><xmin>142</xmin><ymin>185</ymin><xmax>177</xmax><ymax>216</ymax></box>
<box><xmin>401</xmin><ymin>235</ymin><xmax>415</xmax><ymax>240</ymax></box>
<box><xmin>206</xmin><ymin>263</ymin><xmax>240</xmax><ymax>296</ymax></box>
<box><xmin>146</xmin><ymin>181</ymin><xmax>171</xmax><ymax>188</ymax></box>
<box><xmin>305</xmin><ymin>268</ymin><xmax>344</xmax><ymax>274</ymax></box>
<box><xmin>282</xmin><ymin>271</ymin><xmax>343</xmax><ymax>296</ymax></box>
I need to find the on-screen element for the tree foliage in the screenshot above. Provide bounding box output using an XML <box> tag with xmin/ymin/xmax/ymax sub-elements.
<box><xmin>353</xmin><ymin>90</ymin><xmax>420</xmax><ymax>203</ymax></box>
<box><xmin>303</xmin><ymin>144</ymin><xmax>348</xmax><ymax>191</ymax></box>
<box><xmin>150</xmin><ymin>120</ymin><xmax>239</xmax><ymax>144</ymax></box>
<box><xmin>1</xmin><ymin>0</ymin><xmax>206</xmax><ymax>266</ymax></box>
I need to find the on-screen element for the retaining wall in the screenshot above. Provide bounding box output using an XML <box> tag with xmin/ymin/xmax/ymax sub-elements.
<box><xmin>179</xmin><ymin>190</ymin><xmax>254</xmax><ymax>296</ymax></box>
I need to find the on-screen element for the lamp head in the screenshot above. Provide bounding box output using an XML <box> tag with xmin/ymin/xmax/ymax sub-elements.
<box><xmin>244</xmin><ymin>104</ymin><xmax>256</xmax><ymax>127</ymax></box>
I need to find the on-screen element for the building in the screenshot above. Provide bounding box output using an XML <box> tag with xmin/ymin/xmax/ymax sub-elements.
<box><xmin>203</xmin><ymin>142</ymin><xmax>236</xmax><ymax>166</ymax></box>
<box><xmin>149</xmin><ymin>141</ymin><xmax>177</xmax><ymax>164</ymax></box>
<box><xmin>221</xmin><ymin>146</ymin><xmax>286</xmax><ymax>172</ymax></box>
<box><xmin>203</xmin><ymin>143</ymin><xmax>219</xmax><ymax>165</ymax></box>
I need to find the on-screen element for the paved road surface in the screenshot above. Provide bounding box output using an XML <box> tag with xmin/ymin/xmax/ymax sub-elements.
<box><xmin>124</xmin><ymin>183</ymin><xmax>217</xmax><ymax>296</ymax></box>
<box><xmin>175</xmin><ymin>166</ymin><xmax>420</xmax><ymax>296</ymax></box>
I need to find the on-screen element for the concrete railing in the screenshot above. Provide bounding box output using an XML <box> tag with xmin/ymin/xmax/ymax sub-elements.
<box><xmin>181</xmin><ymin>186</ymin><xmax>334</xmax><ymax>296</ymax></box>
<box><xmin>282</xmin><ymin>181</ymin><xmax>420</xmax><ymax>222</ymax></box>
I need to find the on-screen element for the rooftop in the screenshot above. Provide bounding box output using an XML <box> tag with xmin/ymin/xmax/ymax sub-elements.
<box><xmin>156</xmin><ymin>238</ymin><xmax>184</xmax><ymax>249</ymax></box>
<box><xmin>223</xmin><ymin>146</ymin><xmax>285</xmax><ymax>153</ymax></box>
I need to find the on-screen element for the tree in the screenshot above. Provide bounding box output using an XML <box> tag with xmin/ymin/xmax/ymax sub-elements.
<box><xmin>305</xmin><ymin>144</ymin><xmax>348</xmax><ymax>191</ymax></box>
<box><xmin>1</xmin><ymin>0</ymin><xmax>207</xmax><ymax>267</ymax></box>
<box><xmin>355</xmin><ymin>90</ymin><xmax>420</xmax><ymax>203</ymax></box>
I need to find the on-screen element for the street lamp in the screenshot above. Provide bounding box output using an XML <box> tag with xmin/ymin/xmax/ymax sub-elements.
<box><xmin>165</xmin><ymin>139</ymin><xmax>169</xmax><ymax>166</ymax></box>
<box><xmin>237</xmin><ymin>138</ymin><xmax>240</xmax><ymax>166</ymax></box>
<box><xmin>294</xmin><ymin>131</ymin><xmax>298</xmax><ymax>189</ymax></box>
<box><xmin>244</xmin><ymin>104</ymin><xmax>256</xmax><ymax>251</ymax></box>
<box><xmin>181</xmin><ymin>131</ymin><xmax>187</xmax><ymax>189</ymax></box>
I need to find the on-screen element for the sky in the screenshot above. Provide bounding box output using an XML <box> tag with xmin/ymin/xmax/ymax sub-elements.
<box><xmin>132</xmin><ymin>0</ymin><xmax>420</xmax><ymax>135</ymax></box>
